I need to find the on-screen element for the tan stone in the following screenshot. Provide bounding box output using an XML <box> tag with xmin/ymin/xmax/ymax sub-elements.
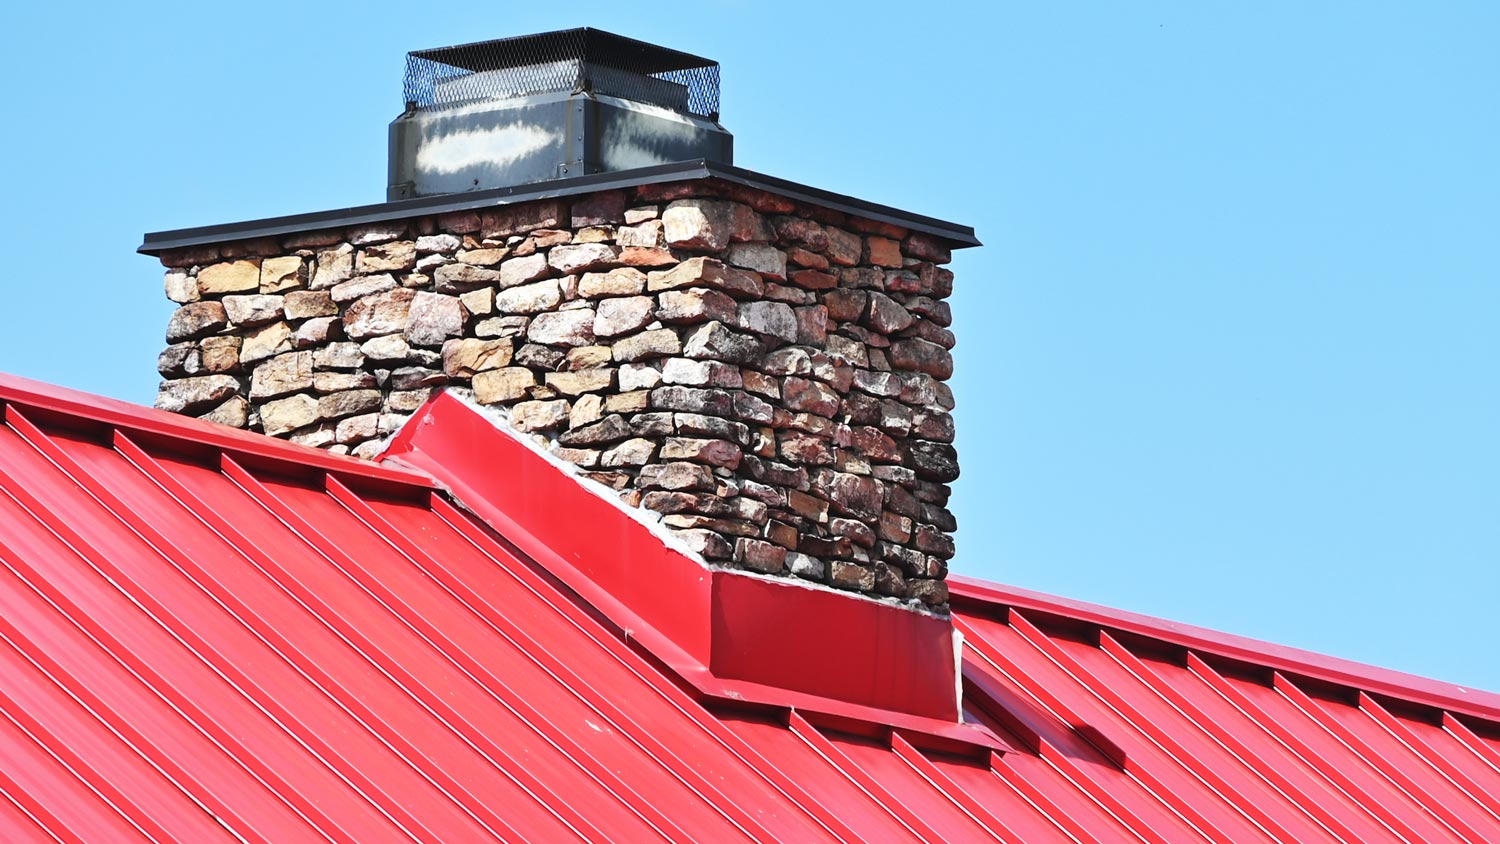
<box><xmin>578</xmin><ymin>267</ymin><xmax>647</xmax><ymax>298</ymax></box>
<box><xmin>459</xmin><ymin>287</ymin><xmax>494</xmax><ymax>316</ymax></box>
<box><xmin>404</xmin><ymin>292</ymin><xmax>465</xmax><ymax>346</ymax></box>
<box><xmin>472</xmin><ymin>368</ymin><xmax>535</xmax><ymax>404</ymax></box>
<box><xmin>312</xmin><ymin>244</ymin><xmax>354</xmax><ymax>288</ymax></box>
<box><xmin>249</xmin><ymin>351</ymin><xmax>314</xmax><ymax>399</ymax></box>
<box><xmin>604</xmin><ymin>390</ymin><xmax>651</xmax><ymax>414</ymax></box>
<box><xmin>282</xmin><ymin>290</ymin><xmax>336</xmax><ymax>320</ymax></box>
<box><xmin>199</xmin><ymin>336</ymin><xmax>242</xmax><ymax>373</ymax></box>
<box><xmin>457</xmin><ymin>247</ymin><xmax>508</xmax><ymax>266</ymax></box>
<box><xmin>568</xmin><ymin>394</ymin><xmax>604</xmax><ymax>429</ymax></box>
<box><xmin>260</xmin><ymin>256</ymin><xmax>307</xmax><ymax>292</ymax></box>
<box><xmin>544</xmin><ymin>369</ymin><xmax>614</xmax><ymax>396</ymax></box>
<box><xmin>227</xmin><ymin>319</ymin><xmax>289</xmax><ymax>363</ymax></box>
<box><xmin>509</xmin><ymin>399</ymin><xmax>570</xmax><ymax>432</ymax></box>
<box><xmin>199</xmin><ymin>395</ymin><xmax>249</xmax><ymax>428</ymax></box>
<box><xmin>442</xmin><ymin>338</ymin><xmax>513</xmax><ymax>377</ymax></box>
<box><xmin>342</xmin><ymin>288</ymin><xmax>415</xmax><ymax>340</ymax></box>
<box><xmin>197</xmin><ymin>260</ymin><xmax>261</xmax><ymax>294</ymax></box>
<box><xmin>260</xmin><ymin>394</ymin><xmax>319</xmax><ymax>436</ymax></box>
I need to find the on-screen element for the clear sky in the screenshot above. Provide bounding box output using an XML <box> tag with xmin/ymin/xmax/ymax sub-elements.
<box><xmin>3</xmin><ymin>2</ymin><xmax>1496</xmax><ymax>692</ymax></box>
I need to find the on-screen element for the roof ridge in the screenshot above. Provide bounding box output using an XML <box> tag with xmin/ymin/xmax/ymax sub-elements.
<box><xmin>949</xmin><ymin>575</ymin><xmax>1500</xmax><ymax>724</ymax></box>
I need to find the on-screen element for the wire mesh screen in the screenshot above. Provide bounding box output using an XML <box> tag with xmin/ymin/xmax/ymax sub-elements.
<box><xmin>402</xmin><ymin>28</ymin><xmax>721</xmax><ymax>119</ymax></box>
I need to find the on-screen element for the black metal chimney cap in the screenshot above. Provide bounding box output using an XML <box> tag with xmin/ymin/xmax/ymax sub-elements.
<box><xmin>409</xmin><ymin>27</ymin><xmax>718</xmax><ymax>75</ymax></box>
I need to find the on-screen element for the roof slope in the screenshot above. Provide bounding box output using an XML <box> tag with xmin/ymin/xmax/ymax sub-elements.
<box><xmin>0</xmin><ymin>373</ymin><xmax>1496</xmax><ymax>843</ymax></box>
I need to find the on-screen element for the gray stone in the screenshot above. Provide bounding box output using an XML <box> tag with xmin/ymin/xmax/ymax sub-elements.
<box><xmin>600</xmin><ymin>438</ymin><xmax>656</xmax><ymax>467</ymax></box>
<box><xmin>661</xmin><ymin>358</ymin><xmax>742</xmax><ymax>388</ymax></box>
<box><xmin>249</xmin><ymin>351</ymin><xmax>314</xmax><ymax>399</ymax></box>
<box><xmin>735</xmin><ymin>301</ymin><xmax>798</xmax><ymax>343</ymax></box>
<box><xmin>360</xmin><ymin>334</ymin><xmax>411</xmax><ymax>362</ymax></box>
<box><xmin>726</xmin><ymin>243</ymin><xmax>787</xmax><ymax>280</ymax></box>
<box><xmin>319</xmin><ymin>390</ymin><xmax>382</xmax><ymax>420</ymax></box>
<box><xmin>155</xmin><ymin>375</ymin><xmax>239</xmax><ymax>414</ymax></box>
<box><xmin>222</xmin><ymin>294</ymin><xmax>284</xmax><ymax>327</ymax></box>
<box><xmin>618</xmin><ymin>362</ymin><xmax>663</xmax><ymax>391</ymax></box>
<box><xmin>638</xmin><ymin>461</ymin><xmax>715</xmax><ymax>491</ymax></box>
<box><xmin>593</xmin><ymin>296</ymin><xmax>655</xmax><ymax>338</ymax></box>
<box><xmin>527</xmin><ymin>309</ymin><xmax>595</xmax><ymax>346</ymax></box>
<box><xmin>557</xmin><ymin>414</ymin><xmax>632</xmax><ymax>446</ymax></box>
<box><xmin>548</xmin><ymin>243</ymin><xmax>620</xmax><ymax>274</ymax></box>
<box><xmin>682</xmin><ymin>321</ymin><xmax>761</xmax><ymax>364</ymax></box>
<box><xmin>416</xmin><ymin>233</ymin><xmax>461</xmax><ymax>254</ymax></box>
<box><xmin>404</xmin><ymin>291</ymin><xmax>465</xmax><ymax>346</ymax></box>
<box><xmin>496</xmin><ymin>279</ymin><xmax>561</xmax><ymax>314</ymax></box>
<box><xmin>611</xmin><ymin>329</ymin><xmax>680</xmax><ymax>362</ymax></box>
<box><xmin>164</xmin><ymin>271</ymin><xmax>198</xmax><ymax>304</ymax></box>
<box><xmin>166</xmin><ymin>301</ymin><xmax>228</xmax><ymax>342</ymax></box>
<box><xmin>314</xmin><ymin>342</ymin><xmax>364</xmax><ymax>370</ymax></box>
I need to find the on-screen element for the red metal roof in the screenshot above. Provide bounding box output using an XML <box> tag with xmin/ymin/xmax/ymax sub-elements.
<box><xmin>0</xmin><ymin>372</ymin><xmax>1497</xmax><ymax>843</ymax></box>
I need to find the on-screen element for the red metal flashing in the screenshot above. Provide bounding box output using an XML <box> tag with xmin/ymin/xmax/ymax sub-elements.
<box><xmin>379</xmin><ymin>391</ymin><xmax>994</xmax><ymax>747</ymax></box>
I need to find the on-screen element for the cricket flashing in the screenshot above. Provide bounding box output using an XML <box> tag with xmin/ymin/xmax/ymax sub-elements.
<box><xmin>378</xmin><ymin>389</ymin><xmax>1006</xmax><ymax>751</ymax></box>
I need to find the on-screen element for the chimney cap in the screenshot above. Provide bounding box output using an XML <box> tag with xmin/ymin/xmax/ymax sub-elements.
<box><xmin>403</xmin><ymin>27</ymin><xmax>721</xmax><ymax>118</ymax></box>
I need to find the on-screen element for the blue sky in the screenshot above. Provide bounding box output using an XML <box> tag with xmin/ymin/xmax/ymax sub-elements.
<box><xmin>4</xmin><ymin>2</ymin><xmax>1496</xmax><ymax>691</ymax></box>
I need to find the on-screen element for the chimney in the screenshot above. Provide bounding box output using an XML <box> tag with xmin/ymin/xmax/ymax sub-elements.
<box><xmin>143</xmin><ymin>29</ymin><xmax>977</xmax><ymax>610</ymax></box>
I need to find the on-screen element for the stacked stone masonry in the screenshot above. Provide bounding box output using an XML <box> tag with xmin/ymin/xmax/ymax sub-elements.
<box><xmin>154</xmin><ymin>180</ymin><xmax>959</xmax><ymax>608</ymax></box>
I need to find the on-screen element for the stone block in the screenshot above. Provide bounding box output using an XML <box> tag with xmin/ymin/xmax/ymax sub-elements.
<box><xmin>196</xmin><ymin>260</ymin><xmax>261</xmax><ymax>294</ymax></box>
<box><xmin>259</xmin><ymin>394</ymin><xmax>319</xmax><ymax>436</ymax></box>
<box><xmin>155</xmin><ymin>375</ymin><xmax>240</xmax><ymax>414</ymax></box>
<box><xmin>527</xmin><ymin>309</ymin><xmax>595</xmax><ymax>347</ymax></box>
<box><xmin>611</xmin><ymin>329</ymin><xmax>680</xmax><ymax>362</ymax></box>
<box><xmin>472</xmin><ymin>368</ymin><xmax>536</xmax><ymax>404</ymax></box>
<box><xmin>166</xmin><ymin>301</ymin><xmax>228</xmax><ymax>342</ymax></box>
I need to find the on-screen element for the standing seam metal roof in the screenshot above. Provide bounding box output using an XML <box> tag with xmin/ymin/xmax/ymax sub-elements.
<box><xmin>0</xmin><ymin>372</ymin><xmax>1496</xmax><ymax>843</ymax></box>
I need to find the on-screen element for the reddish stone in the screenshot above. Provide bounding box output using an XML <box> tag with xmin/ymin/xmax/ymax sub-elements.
<box><xmin>887</xmin><ymin>338</ymin><xmax>954</xmax><ymax>379</ymax></box>
<box><xmin>821</xmin><ymin>289</ymin><xmax>867</xmax><ymax>323</ymax></box>
<box><xmin>782</xmin><ymin>377</ymin><xmax>840</xmax><ymax>418</ymax></box>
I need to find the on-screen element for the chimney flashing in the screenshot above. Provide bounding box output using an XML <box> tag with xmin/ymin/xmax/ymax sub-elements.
<box><xmin>140</xmin><ymin>160</ymin><xmax>982</xmax><ymax>256</ymax></box>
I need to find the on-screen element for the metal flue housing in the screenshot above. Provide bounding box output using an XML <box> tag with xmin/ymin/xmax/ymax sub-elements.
<box><xmin>388</xmin><ymin>28</ymin><xmax>733</xmax><ymax>200</ymax></box>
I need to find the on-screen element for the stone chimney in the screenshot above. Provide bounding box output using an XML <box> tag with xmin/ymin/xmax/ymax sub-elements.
<box><xmin>145</xmin><ymin>29</ymin><xmax>976</xmax><ymax>609</ymax></box>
